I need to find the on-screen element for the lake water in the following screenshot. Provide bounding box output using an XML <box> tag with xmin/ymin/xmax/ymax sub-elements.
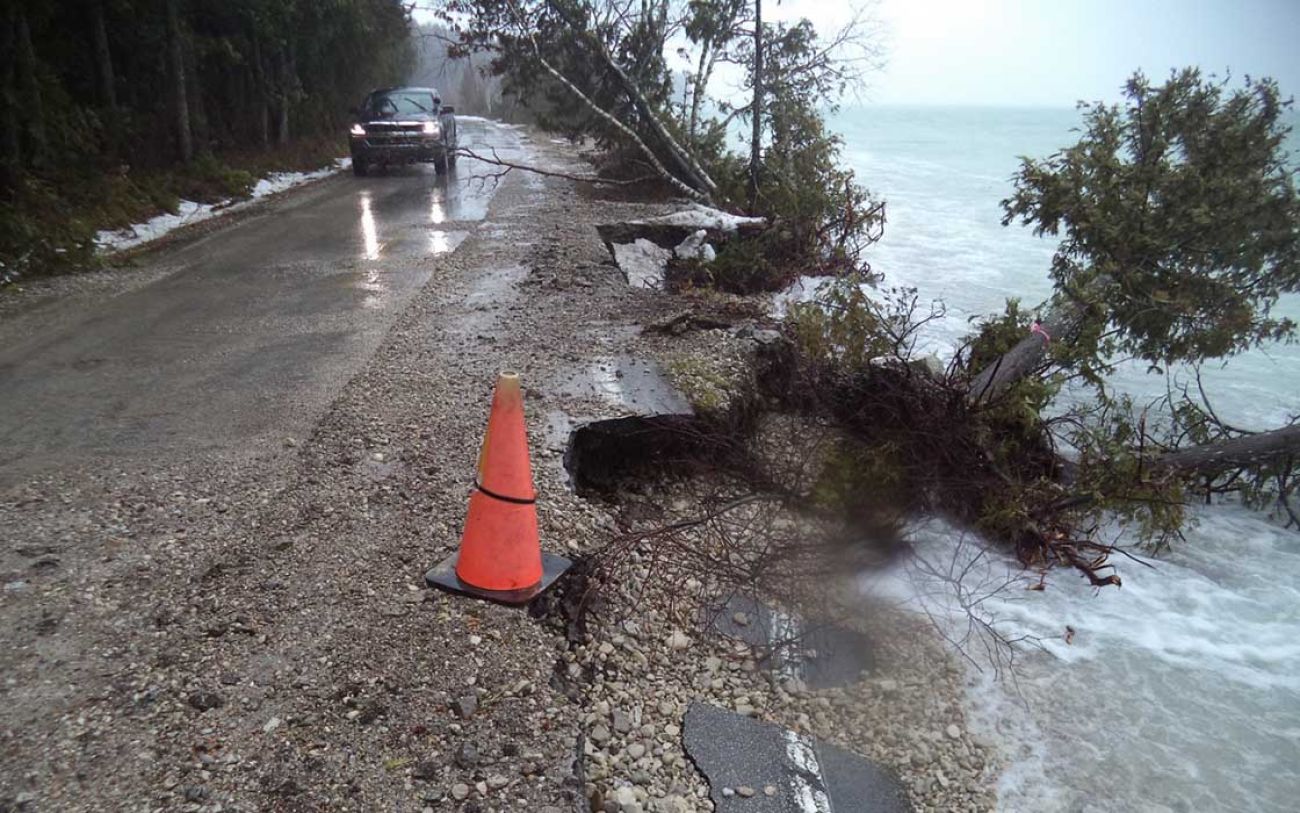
<box><xmin>833</xmin><ymin>105</ymin><xmax>1300</xmax><ymax>812</ymax></box>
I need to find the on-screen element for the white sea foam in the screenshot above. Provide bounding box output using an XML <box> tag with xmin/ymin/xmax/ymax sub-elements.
<box><xmin>838</xmin><ymin>106</ymin><xmax>1300</xmax><ymax>812</ymax></box>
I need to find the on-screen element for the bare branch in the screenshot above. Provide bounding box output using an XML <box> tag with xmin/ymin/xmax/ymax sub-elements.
<box><xmin>453</xmin><ymin>145</ymin><xmax>659</xmax><ymax>187</ymax></box>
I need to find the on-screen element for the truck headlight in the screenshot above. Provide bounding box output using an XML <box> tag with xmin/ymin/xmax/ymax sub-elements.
<box><xmin>350</xmin><ymin>124</ymin><xmax>366</xmax><ymax>136</ymax></box>
<box><xmin>422</xmin><ymin>121</ymin><xmax>442</xmax><ymax>137</ymax></box>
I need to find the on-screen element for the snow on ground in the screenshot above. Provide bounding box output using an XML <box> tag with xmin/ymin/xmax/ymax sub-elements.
<box><xmin>634</xmin><ymin>203</ymin><xmax>766</xmax><ymax>232</ymax></box>
<box><xmin>673</xmin><ymin>229</ymin><xmax>717</xmax><ymax>262</ymax></box>
<box><xmin>94</xmin><ymin>159</ymin><xmax>350</xmax><ymax>254</ymax></box>
<box><xmin>611</xmin><ymin>238</ymin><xmax>673</xmax><ymax>289</ymax></box>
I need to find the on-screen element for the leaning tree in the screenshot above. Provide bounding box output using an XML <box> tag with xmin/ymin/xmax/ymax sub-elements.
<box><xmin>977</xmin><ymin>70</ymin><xmax>1300</xmax><ymax>531</ymax></box>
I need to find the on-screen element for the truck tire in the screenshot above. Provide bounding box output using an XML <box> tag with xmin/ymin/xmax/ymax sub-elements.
<box><xmin>352</xmin><ymin>160</ymin><xmax>368</xmax><ymax>177</ymax></box>
<box><xmin>434</xmin><ymin>153</ymin><xmax>448</xmax><ymax>175</ymax></box>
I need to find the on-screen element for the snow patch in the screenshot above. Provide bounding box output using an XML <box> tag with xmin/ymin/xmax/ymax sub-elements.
<box><xmin>673</xmin><ymin>229</ymin><xmax>716</xmax><ymax>262</ymax></box>
<box><xmin>611</xmin><ymin>239</ymin><xmax>672</xmax><ymax>289</ymax></box>
<box><xmin>94</xmin><ymin>159</ymin><xmax>348</xmax><ymax>254</ymax></box>
<box><xmin>610</xmin><ymin>230</ymin><xmax>720</xmax><ymax>290</ymax></box>
<box><xmin>634</xmin><ymin>204</ymin><xmax>766</xmax><ymax>232</ymax></box>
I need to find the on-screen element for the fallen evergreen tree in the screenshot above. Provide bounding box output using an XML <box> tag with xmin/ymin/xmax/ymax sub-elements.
<box><xmin>434</xmin><ymin>0</ymin><xmax>1299</xmax><ymax>585</ymax></box>
<box><xmin>782</xmin><ymin>70</ymin><xmax>1300</xmax><ymax>583</ymax></box>
<box><xmin>436</xmin><ymin>0</ymin><xmax>887</xmax><ymax>288</ymax></box>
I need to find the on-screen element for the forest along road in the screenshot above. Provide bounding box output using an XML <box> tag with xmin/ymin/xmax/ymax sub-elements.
<box><xmin>0</xmin><ymin>117</ymin><xmax>516</xmax><ymax>489</ymax></box>
<box><xmin>0</xmin><ymin>117</ymin><xmax>643</xmax><ymax>811</ymax></box>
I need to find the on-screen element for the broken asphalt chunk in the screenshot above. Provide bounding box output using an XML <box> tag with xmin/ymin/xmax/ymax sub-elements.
<box><xmin>683</xmin><ymin>702</ymin><xmax>907</xmax><ymax>813</ymax></box>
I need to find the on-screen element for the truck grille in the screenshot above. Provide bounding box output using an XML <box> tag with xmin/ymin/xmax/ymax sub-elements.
<box><xmin>365</xmin><ymin>123</ymin><xmax>423</xmax><ymax>134</ymax></box>
<box><xmin>361</xmin><ymin>122</ymin><xmax>426</xmax><ymax>147</ymax></box>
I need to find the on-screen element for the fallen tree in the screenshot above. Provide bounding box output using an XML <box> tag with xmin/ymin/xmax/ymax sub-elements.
<box><xmin>782</xmin><ymin>70</ymin><xmax>1300</xmax><ymax>584</ymax></box>
<box><xmin>1156</xmin><ymin>424</ymin><xmax>1300</xmax><ymax>474</ymax></box>
<box><xmin>435</xmin><ymin>0</ymin><xmax>1300</xmax><ymax>594</ymax></box>
<box><xmin>436</xmin><ymin>0</ymin><xmax>886</xmax><ymax>277</ymax></box>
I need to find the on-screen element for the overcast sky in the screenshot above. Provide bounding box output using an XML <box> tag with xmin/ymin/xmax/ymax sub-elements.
<box><xmin>778</xmin><ymin>0</ymin><xmax>1300</xmax><ymax>107</ymax></box>
<box><xmin>414</xmin><ymin>1</ymin><xmax>1300</xmax><ymax>108</ymax></box>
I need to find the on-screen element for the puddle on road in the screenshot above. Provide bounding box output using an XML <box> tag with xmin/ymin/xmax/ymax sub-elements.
<box><xmin>446</xmin><ymin>265</ymin><xmax>528</xmax><ymax>340</ymax></box>
<box><xmin>355</xmin><ymin>189</ymin><xmax>471</xmax><ymax>260</ymax></box>
<box><xmin>355</xmin><ymin>267</ymin><xmax>388</xmax><ymax>309</ymax></box>
<box><xmin>359</xmin><ymin>193</ymin><xmax>382</xmax><ymax>260</ymax></box>
<box><xmin>553</xmin><ymin>354</ymin><xmax>691</xmax><ymax>414</ymax></box>
<box><xmin>543</xmin><ymin>409</ymin><xmax>574</xmax><ymax>452</ymax></box>
<box><xmin>464</xmin><ymin>264</ymin><xmax>526</xmax><ymax>308</ymax></box>
<box><xmin>427</xmin><ymin>230</ymin><xmax>468</xmax><ymax>255</ymax></box>
<box><xmin>428</xmin><ymin>188</ymin><xmax>448</xmax><ymax>224</ymax></box>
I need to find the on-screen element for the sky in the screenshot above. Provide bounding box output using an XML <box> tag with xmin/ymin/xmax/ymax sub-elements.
<box><xmin>413</xmin><ymin>0</ymin><xmax>1300</xmax><ymax>108</ymax></box>
<box><xmin>773</xmin><ymin>0</ymin><xmax>1300</xmax><ymax>107</ymax></box>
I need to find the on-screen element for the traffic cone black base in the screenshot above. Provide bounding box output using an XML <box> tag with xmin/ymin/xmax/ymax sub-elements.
<box><xmin>426</xmin><ymin>549</ymin><xmax>571</xmax><ymax>606</ymax></box>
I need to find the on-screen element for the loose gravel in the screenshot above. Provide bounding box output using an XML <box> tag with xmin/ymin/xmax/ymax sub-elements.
<box><xmin>1</xmin><ymin>128</ymin><xmax>1001</xmax><ymax>812</ymax></box>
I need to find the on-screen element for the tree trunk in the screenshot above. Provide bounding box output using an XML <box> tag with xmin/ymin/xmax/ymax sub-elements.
<box><xmin>543</xmin><ymin>0</ymin><xmax>716</xmax><ymax>196</ymax></box>
<box><xmin>1154</xmin><ymin>424</ymin><xmax>1300</xmax><ymax>474</ymax></box>
<box><xmin>275</xmin><ymin>48</ymin><xmax>292</xmax><ymax>146</ymax></box>
<box><xmin>91</xmin><ymin>0</ymin><xmax>116</xmax><ymax>111</ymax></box>
<box><xmin>0</xmin><ymin>5</ymin><xmax>21</xmax><ymax>184</ymax></box>
<box><xmin>967</xmin><ymin>297</ymin><xmax>1087</xmax><ymax>404</ymax></box>
<box><xmin>519</xmin><ymin>29</ymin><xmax>709</xmax><ymax>202</ymax></box>
<box><xmin>747</xmin><ymin>0</ymin><xmax>763</xmax><ymax>213</ymax></box>
<box><xmin>185</xmin><ymin>37</ymin><xmax>207</xmax><ymax>152</ymax></box>
<box><xmin>251</xmin><ymin>32</ymin><xmax>270</xmax><ymax>148</ymax></box>
<box><xmin>165</xmin><ymin>0</ymin><xmax>192</xmax><ymax>162</ymax></box>
<box><xmin>15</xmin><ymin>5</ymin><xmax>46</xmax><ymax>167</ymax></box>
<box><xmin>688</xmin><ymin>43</ymin><xmax>711</xmax><ymax>141</ymax></box>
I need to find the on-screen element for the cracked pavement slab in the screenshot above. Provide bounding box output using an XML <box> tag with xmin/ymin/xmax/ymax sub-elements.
<box><xmin>707</xmin><ymin>594</ymin><xmax>876</xmax><ymax>690</ymax></box>
<box><xmin>683</xmin><ymin>702</ymin><xmax>908</xmax><ymax>813</ymax></box>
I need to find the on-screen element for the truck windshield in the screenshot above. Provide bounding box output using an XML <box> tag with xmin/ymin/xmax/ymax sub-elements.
<box><xmin>363</xmin><ymin>91</ymin><xmax>435</xmax><ymax>117</ymax></box>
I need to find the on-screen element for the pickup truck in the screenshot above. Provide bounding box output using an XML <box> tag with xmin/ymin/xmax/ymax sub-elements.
<box><xmin>348</xmin><ymin>86</ymin><xmax>458</xmax><ymax>177</ymax></box>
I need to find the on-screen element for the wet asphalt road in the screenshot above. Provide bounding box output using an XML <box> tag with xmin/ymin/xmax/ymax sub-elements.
<box><xmin>0</xmin><ymin>119</ymin><xmax>520</xmax><ymax>488</ymax></box>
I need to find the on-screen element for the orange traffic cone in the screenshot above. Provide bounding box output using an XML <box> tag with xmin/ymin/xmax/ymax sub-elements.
<box><xmin>426</xmin><ymin>372</ymin><xmax>571</xmax><ymax>605</ymax></box>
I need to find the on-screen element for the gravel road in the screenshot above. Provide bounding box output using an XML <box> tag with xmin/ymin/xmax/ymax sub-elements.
<box><xmin>0</xmin><ymin>120</ymin><xmax>678</xmax><ymax>812</ymax></box>
<box><xmin>1</xmin><ymin>120</ymin><xmax>998</xmax><ymax>813</ymax></box>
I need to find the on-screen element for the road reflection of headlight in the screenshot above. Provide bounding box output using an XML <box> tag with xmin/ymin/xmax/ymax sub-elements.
<box><xmin>423</xmin><ymin>121</ymin><xmax>441</xmax><ymax>137</ymax></box>
<box><xmin>429</xmin><ymin>231</ymin><xmax>451</xmax><ymax>254</ymax></box>
<box><xmin>359</xmin><ymin>193</ymin><xmax>381</xmax><ymax>260</ymax></box>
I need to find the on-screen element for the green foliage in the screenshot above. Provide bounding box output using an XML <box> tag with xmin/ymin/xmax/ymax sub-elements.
<box><xmin>706</xmin><ymin>15</ymin><xmax>883</xmax><ymax>279</ymax></box>
<box><xmin>811</xmin><ymin>438</ymin><xmax>908</xmax><ymax>516</ymax></box>
<box><xmin>669</xmin><ymin>229</ymin><xmax>831</xmax><ymax>294</ymax></box>
<box><xmin>181</xmin><ymin>153</ymin><xmax>257</xmax><ymax>203</ymax></box>
<box><xmin>1</xmin><ymin>0</ymin><xmax>413</xmax><ymax>281</ymax></box>
<box><xmin>0</xmin><ymin>178</ymin><xmax>99</xmax><ymax>285</ymax></box>
<box><xmin>785</xmin><ymin>270</ymin><xmax>1196</xmax><ymax>555</ymax></box>
<box><xmin>665</xmin><ymin>354</ymin><xmax>732</xmax><ymax>414</ymax></box>
<box><xmin>786</xmin><ymin>274</ymin><xmax>896</xmax><ymax>371</ymax></box>
<box><xmin>1003</xmin><ymin>69</ymin><xmax>1300</xmax><ymax>368</ymax></box>
<box><xmin>445</xmin><ymin>0</ymin><xmax>884</xmax><ymax>292</ymax></box>
<box><xmin>747</xmin><ymin>98</ymin><xmax>878</xmax><ymax>275</ymax></box>
<box><xmin>446</xmin><ymin>0</ymin><xmax>675</xmax><ymax>146</ymax></box>
<box><xmin>1069</xmin><ymin>396</ymin><xmax>1190</xmax><ymax>549</ymax></box>
<box><xmin>964</xmin><ymin>300</ymin><xmax>1032</xmax><ymax>374</ymax></box>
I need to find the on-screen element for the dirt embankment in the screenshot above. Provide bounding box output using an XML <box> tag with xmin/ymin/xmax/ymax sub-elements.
<box><xmin>0</xmin><ymin>130</ymin><xmax>996</xmax><ymax>812</ymax></box>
